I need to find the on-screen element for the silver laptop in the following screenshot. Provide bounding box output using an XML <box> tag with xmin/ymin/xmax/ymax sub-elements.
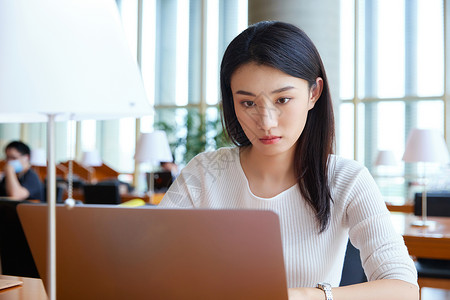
<box><xmin>17</xmin><ymin>204</ymin><xmax>288</xmax><ymax>300</ymax></box>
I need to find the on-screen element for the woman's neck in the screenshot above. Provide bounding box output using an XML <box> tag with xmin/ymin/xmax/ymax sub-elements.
<box><xmin>239</xmin><ymin>146</ymin><xmax>297</xmax><ymax>198</ymax></box>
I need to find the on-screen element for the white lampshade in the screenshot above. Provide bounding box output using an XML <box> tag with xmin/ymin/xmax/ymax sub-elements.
<box><xmin>81</xmin><ymin>150</ymin><xmax>102</xmax><ymax>167</ymax></box>
<box><xmin>30</xmin><ymin>148</ymin><xmax>47</xmax><ymax>166</ymax></box>
<box><xmin>135</xmin><ymin>130</ymin><xmax>173</xmax><ymax>164</ymax></box>
<box><xmin>0</xmin><ymin>0</ymin><xmax>152</xmax><ymax>123</ymax></box>
<box><xmin>374</xmin><ymin>150</ymin><xmax>397</xmax><ymax>166</ymax></box>
<box><xmin>402</xmin><ymin>129</ymin><xmax>450</xmax><ymax>163</ymax></box>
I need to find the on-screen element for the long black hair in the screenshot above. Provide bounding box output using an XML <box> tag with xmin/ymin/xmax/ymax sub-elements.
<box><xmin>220</xmin><ymin>21</ymin><xmax>335</xmax><ymax>232</ymax></box>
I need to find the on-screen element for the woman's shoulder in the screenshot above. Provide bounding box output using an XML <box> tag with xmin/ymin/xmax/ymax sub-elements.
<box><xmin>186</xmin><ymin>146</ymin><xmax>239</xmax><ymax>165</ymax></box>
<box><xmin>328</xmin><ymin>154</ymin><xmax>368</xmax><ymax>178</ymax></box>
<box><xmin>181</xmin><ymin>147</ymin><xmax>239</xmax><ymax>174</ymax></box>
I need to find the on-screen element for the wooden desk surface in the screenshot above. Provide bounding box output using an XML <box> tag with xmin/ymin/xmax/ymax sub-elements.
<box><xmin>391</xmin><ymin>213</ymin><xmax>450</xmax><ymax>260</ymax></box>
<box><xmin>385</xmin><ymin>196</ymin><xmax>414</xmax><ymax>214</ymax></box>
<box><xmin>64</xmin><ymin>189</ymin><xmax>164</xmax><ymax>205</ymax></box>
<box><xmin>0</xmin><ymin>275</ymin><xmax>47</xmax><ymax>300</ymax></box>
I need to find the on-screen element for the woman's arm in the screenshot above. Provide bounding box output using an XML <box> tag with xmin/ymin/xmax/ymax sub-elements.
<box><xmin>288</xmin><ymin>279</ymin><xmax>418</xmax><ymax>300</ymax></box>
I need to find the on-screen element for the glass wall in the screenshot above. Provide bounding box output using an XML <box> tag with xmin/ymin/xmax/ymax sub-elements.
<box><xmin>339</xmin><ymin>0</ymin><xmax>449</xmax><ymax>199</ymax></box>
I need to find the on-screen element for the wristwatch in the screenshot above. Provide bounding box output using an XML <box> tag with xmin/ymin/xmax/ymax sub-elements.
<box><xmin>316</xmin><ymin>282</ymin><xmax>333</xmax><ymax>300</ymax></box>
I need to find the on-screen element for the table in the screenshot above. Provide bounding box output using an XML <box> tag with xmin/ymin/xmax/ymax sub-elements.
<box><xmin>385</xmin><ymin>196</ymin><xmax>414</xmax><ymax>214</ymax></box>
<box><xmin>64</xmin><ymin>189</ymin><xmax>164</xmax><ymax>205</ymax></box>
<box><xmin>391</xmin><ymin>213</ymin><xmax>450</xmax><ymax>259</ymax></box>
<box><xmin>120</xmin><ymin>192</ymin><xmax>165</xmax><ymax>205</ymax></box>
<box><xmin>0</xmin><ymin>275</ymin><xmax>47</xmax><ymax>300</ymax></box>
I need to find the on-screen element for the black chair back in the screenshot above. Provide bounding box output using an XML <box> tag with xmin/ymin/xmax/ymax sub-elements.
<box><xmin>339</xmin><ymin>240</ymin><xmax>367</xmax><ymax>286</ymax></box>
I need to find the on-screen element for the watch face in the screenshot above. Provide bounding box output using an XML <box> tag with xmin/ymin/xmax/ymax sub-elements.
<box><xmin>317</xmin><ymin>282</ymin><xmax>332</xmax><ymax>290</ymax></box>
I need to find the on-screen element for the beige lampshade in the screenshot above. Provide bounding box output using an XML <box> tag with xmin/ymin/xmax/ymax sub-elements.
<box><xmin>81</xmin><ymin>150</ymin><xmax>102</xmax><ymax>167</ymax></box>
<box><xmin>30</xmin><ymin>148</ymin><xmax>47</xmax><ymax>166</ymax></box>
<box><xmin>135</xmin><ymin>130</ymin><xmax>173</xmax><ymax>164</ymax></box>
<box><xmin>374</xmin><ymin>150</ymin><xmax>397</xmax><ymax>166</ymax></box>
<box><xmin>402</xmin><ymin>129</ymin><xmax>449</xmax><ymax>163</ymax></box>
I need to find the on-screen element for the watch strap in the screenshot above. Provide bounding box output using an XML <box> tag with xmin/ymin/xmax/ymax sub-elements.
<box><xmin>316</xmin><ymin>282</ymin><xmax>333</xmax><ymax>300</ymax></box>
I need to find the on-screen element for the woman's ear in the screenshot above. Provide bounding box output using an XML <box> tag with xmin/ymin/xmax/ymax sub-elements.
<box><xmin>308</xmin><ymin>77</ymin><xmax>323</xmax><ymax>110</ymax></box>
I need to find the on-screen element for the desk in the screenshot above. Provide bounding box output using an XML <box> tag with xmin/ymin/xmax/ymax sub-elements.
<box><xmin>0</xmin><ymin>275</ymin><xmax>47</xmax><ymax>300</ymax></box>
<box><xmin>385</xmin><ymin>196</ymin><xmax>414</xmax><ymax>214</ymax></box>
<box><xmin>391</xmin><ymin>213</ymin><xmax>450</xmax><ymax>260</ymax></box>
<box><xmin>64</xmin><ymin>189</ymin><xmax>164</xmax><ymax>205</ymax></box>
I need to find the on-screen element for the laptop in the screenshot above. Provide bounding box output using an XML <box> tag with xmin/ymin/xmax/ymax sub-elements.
<box><xmin>17</xmin><ymin>204</ymin><xmax>288</xmax><ymax>300</ymax></box>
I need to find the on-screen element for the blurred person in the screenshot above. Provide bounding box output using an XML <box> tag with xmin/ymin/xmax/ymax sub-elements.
<box><xmin>0</xmin><ymin>141</ymin><xmax>44</xmax><ymax>202</ymax></box>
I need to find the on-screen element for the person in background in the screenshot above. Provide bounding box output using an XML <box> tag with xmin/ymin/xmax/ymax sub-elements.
<box><xmin>0</xmin><ymin>141</ymin><xmax>44</xmax><ymax>202</ymax></box>
<box><xmin>160</xmin><ymin>161</ymin><xmax>179</xmax><ymax>179</ymax></box>
<box><xmin>159</xmin><ymin>21</ymin><xmax>418</xmax><ymax>300</ymax></box>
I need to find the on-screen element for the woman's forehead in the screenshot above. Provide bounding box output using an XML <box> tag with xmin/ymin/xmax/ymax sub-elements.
<box><xmin>230</xmin><ymin>62</ymin><xmax>308</xmax><ymax>93</ymax></box>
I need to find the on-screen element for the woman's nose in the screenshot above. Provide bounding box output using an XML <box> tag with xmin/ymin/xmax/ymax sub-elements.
<box><xmin>256</xmin><ymin>102</ymin><xmax>278</xmax><ymax>131</ymax></box>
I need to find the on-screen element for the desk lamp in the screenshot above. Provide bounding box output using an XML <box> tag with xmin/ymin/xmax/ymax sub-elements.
<box><xmin>374</xmin><ymin>150</ymin><xmax>397</xmax><ymax>168</ymax></box>
<box><xmin>374</xmin><ymin>150</ymin><xmax>397</xmax><ymax>198</ymax></box>
<box><xmin>402</xmin><ymin>129</ymin><xmax>449</xmax><ymax>227</ymax></box>
<box><xmin>81</xmin><ymin>150</ymin><xmax>103</xmax><ymax>168</ymax></box>
<box><xmin>0</xmin><ymin>1</ymin><xmax>152</xmax><ymax>299</ymax></box>
<box><xmin>30</xmin><ymin>148</ymin><xmax>47</xmax><ymax>167</ymax></box>
<box><xmin>134</xmin><ymin>130</ymin><xmax>173</xmax><ymax>203</ymax></box>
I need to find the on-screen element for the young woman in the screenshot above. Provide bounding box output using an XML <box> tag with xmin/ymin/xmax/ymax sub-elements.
<box><xmin>159</xmin><ymin>21</ymin><xmax>418</xmax><ymax>300</ymax></box>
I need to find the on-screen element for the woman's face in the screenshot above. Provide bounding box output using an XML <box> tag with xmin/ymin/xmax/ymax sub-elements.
<box><xmin>230</xmin><ymin>62</ymin><xmax>322</xmax><ymax>158</ymax></box>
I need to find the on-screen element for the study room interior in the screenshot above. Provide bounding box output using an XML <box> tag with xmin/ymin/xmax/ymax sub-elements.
<box><xmin>0</xmin><ymin>0</ymin><xmax>450</xmax><ymax>300</ymax></box>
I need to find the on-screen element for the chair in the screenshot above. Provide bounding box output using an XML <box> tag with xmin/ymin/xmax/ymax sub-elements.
<box><xmin>413</xmin><ymin>192</ymin><xmax>450</xmax><ymax>297</ymax></box>
<box><xmin>146</xmin><ymin>171</ymin><xmax>174</xmax><ymax>193</ymax></box>
<box><xmin>339</xmin><ymin>240</ymin><xmax>367</xmax><ymax>286</ymax></box>
<box><xmin>42</xmin><ymin>185</ymin><xmax>64</xmax><ymax>203</ymax></box>
<box><xmin>0</xmin><ymin>199</ymin><xmax>39</xmax><ymax>278</ymax></box>
<box><xmin>83</xmin><ymin>182</ymin><xmax>121</xmax><ymax>205</ymax></box>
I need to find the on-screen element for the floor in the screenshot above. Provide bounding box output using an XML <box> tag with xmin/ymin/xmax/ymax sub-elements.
<box><xmin>421</xmin><ymin>288</ymin><xmax>450</xmax><ymax>300</ymax></box>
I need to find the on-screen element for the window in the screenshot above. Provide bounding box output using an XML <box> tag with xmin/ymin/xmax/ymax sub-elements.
<box><xmin>340</xmin><ymin>0</ymin><xmax>448</xmax><ymax>198</ymax></box>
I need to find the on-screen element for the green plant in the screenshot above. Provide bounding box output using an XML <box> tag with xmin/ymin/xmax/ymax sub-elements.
<box><xmin>154</xmin><ymin>108</ymin><xmax>230</xmax><ymax>166</ymax></box>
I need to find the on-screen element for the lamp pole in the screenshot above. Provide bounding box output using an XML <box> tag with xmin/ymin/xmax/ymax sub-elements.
<box><xmin>46</xmin><ymin>114</ymin><xmax>57</xmax><ymax>300</ymax></box>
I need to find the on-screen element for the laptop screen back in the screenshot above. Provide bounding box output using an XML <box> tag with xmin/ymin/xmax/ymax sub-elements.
<box><xmin>17</xmin><ymin>204</ymin><xmax>288</xmax><ymax>300</ymax></box>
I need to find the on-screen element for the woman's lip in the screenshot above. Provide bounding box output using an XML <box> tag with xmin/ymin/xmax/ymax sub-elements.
<box><xmin>259</xmin><ymin>136</ymin><xmax>281</xmax><ymax>144</ymax></box>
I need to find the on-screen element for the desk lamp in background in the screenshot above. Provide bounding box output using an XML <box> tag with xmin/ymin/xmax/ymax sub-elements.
<box><xmin>374</xmin><ymin>150</ymin><xmax>398</xmax><ymax>198</ymax></box>
<box><xmin>81</xmin><ymin>150</ymin><xmax>103</xmax><ymax>168</ymax></box>
<box><xmin>134</xmin><ymin>130</ymin><xmax>173</xmax><ymax>204</ymax></box>
<box><xmin>0</xmin><ymin>1</ymin><xmax>152</xmax><ymax>299</ymax></box>
<box><xmin>374</xmin><ymin>150</ymin><xmax>397</xmax><ymax>168</ymax></box>
<box><xmin>30</xmin><ymin>148</ymin><xmax>47</xmax><ymax>167</ymax></box>
<box><xmin>402</xmin><ymin>128</ymin><xmax>450</xmax><ymax>227</ymax></box>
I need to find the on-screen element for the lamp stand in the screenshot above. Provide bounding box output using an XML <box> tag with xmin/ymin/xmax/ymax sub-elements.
<box><xmin>411</xmin><ymin>165</ymin><xmax>435</xmax><ymax>227</ymax></box>
<box><xmin>148</xmin><ymin>170</ymin><xmax>154</xmax><ymax>205</ymax></box>
<box><xmin>46</xmin><ymin>114</ymin><xmax>57</xmax><ymax>300</ymax></box>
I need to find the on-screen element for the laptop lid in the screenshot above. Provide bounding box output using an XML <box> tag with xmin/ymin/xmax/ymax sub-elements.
<box><xmin>17</xmin><ymin>204</ymin><xmax>288</xmax><ymax>300</ymax></box>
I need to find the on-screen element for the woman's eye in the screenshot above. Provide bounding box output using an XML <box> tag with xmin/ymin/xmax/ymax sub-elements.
<box><xmin>276</xmin><ymin>97</ymin><xmax>291</xmax><ymax>104</ymax></box>
<box><xmin>241</xmin><ymin>101</ymin><xmax>255</xmax><ymax>107</ymax></box>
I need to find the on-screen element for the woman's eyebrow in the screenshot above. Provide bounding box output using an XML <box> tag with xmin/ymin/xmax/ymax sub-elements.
<box><xmin>235</xmin><ymin>90</ymin><xmax>256</xmax><ymax>96</ymax></box>
<box><xmin>271</xmin><ymin>86</ymin><xmax>295</xmax><ymax>94</ymax></box>
<box><xmin>235</xmin><ymin>86</ymin><xmax>295</xmax><ymax>96</ymax></box>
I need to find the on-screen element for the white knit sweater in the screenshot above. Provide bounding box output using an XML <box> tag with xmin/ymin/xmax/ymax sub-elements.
<box><xmin>158</xmin><ymin>147</ymin><xmax>417</xmax><ymax>288</ymax></box>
